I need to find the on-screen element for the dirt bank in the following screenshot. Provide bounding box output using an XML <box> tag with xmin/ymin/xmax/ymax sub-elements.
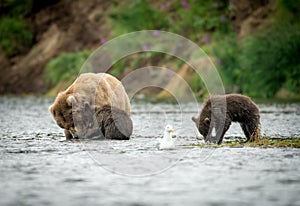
<box><xmin>0</xmin><ymin>0</ymin><xmax>112</xmax><ymax>94</ymax></box>
<box><xmin>0</xmin><ymin>0</ymin><xmax>274</xmax><ymax>95</ymax></box>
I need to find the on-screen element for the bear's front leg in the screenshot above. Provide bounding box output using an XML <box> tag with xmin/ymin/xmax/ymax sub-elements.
<box><xmin>64</xmin><ymin>129</ymin><xmax>73</xmax><ymax>140</ymax></box>
<box><xmin>216</xmin><ymin>118</ymin><xmax>231</xmax><ymax>144</ymax></box>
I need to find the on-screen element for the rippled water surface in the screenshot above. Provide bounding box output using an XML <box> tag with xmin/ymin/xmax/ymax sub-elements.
<box><xmin>0</xmin><ymin>97</ymin><xmax>299</xmax><ymax>206</ymax></box>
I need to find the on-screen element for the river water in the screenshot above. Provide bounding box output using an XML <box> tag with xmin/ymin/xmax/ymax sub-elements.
<box><xmin>0</xmin><ymin>97</ymin><xmax>299</xmax><ymax>206</ymax></box>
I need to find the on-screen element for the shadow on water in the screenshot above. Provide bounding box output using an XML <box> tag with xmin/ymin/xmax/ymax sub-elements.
<box><xmin>0</xmin><ymin>97</ymin><xmax>299</xmax><ymax>206</ymax></box>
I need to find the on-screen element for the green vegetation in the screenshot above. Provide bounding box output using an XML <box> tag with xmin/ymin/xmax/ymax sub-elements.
<box><xmin>109</xmin><ymin>0</ymin><xmax>168</xmax><ymax>35</ymax></box>
<box><xmin>215</xmin><ymin>24</ymin><xmax>300</xmax><ymax>98</ymax></box>
<box><xmin>0</xmin><ymin>17</ymin><xmax>33</xmax><ymax>57</ymax></box>
<box><xmin>108</xmin><ymin>0</ymin><xmax>299</xmax><ymax>99</ymax></box>
<box><xmin>213</xmin><ymin>0</ymin><xmax>300</xmax><ymax>98</ymax></box>
<box><xmin>240</xmin><ymin>24</ymin><xmax>300</xmax><ymax>97</ymax></box>
<box><xmin>167</xmin><ymin>0</ymin><xmax>230</xmax><ymax>40</ymax></box>
<box><xmin>187</xmin><ymin>138</ymin><xmax>300</xmax><ymax>148</ymax></box>
<box><xmin>44</xmin><ymin>51</ymin><xmax>91</xmax><ymax>85</ymax></box>
<box><xmin>109</xmin><ymin>52</ymin><xmax>185</xmax><ymax>77</ymax></box>
<box><xmin>107</xmin><ymin>0</ymin><xmax>232</xmax><ymax>98</ymax></box>
<box><xmin>0</xmin><ymin>0</ymin><xmax>32</xmax><ymax>17</ymax></box>
<box><xmin>2</xmin><ymin>0</ymin><xmax>298</xmax><ymax>99</ymax></box>
<box><xmin>109</xmin><ymin>0</ymin><xmax>231</xmax><ymax>42</ymax></box>
<box><xmin>0</xmin><ymin>0</ymin><xmax>33</xmax><ymax>57</ymax></box>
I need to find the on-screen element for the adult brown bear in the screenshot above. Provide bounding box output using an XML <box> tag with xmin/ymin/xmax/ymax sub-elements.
<box><xmin>49</xmin><ymin>73</ymin><xmax>130</xmax><ymax>139</ymax></box>
<box><xmin>192</xmin><ymin>94</ymin><xmax>260</xmax><ymax>144</ymax></box>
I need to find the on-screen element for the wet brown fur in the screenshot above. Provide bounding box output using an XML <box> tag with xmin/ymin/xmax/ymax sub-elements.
<box><xmin>95</xmin><ymin>105</ymin><xmax>133</xmax><ymax>140</ymax></box>
<box><xmin>192</xmin><ymin>94</ymin><xmax>260</xmax><ymax>144</ymax></box>
<box><xmin>49</xmin><ymin>73</ymin><xmax>131</xmax><ymax>139</ymax></box>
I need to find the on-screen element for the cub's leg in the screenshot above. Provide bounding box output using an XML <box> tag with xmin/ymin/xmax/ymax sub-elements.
<box><xmin>247</xmin><ymin>120</ymin><xmax>260</xmax><ymax>142</ymax></box>
<box><xmin>215</xmin><ymin>118</ymin><xmax>231</xmax><ymax>144</ymax></box>
<box><xmin>240</xmin><ymin>123</ymin><xmax>251</xmax><ymax>142</ymax></box>
<box><xmin>241</xmin><ymin>120</ymin><xmax>259</xmax><ymax>142</ymax></box>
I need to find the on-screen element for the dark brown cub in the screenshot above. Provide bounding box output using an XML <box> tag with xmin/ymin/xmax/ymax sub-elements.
<box><xmin>192</xmin><ymin>94</ymin><xmax>260</xmax><ymax>144</ymax></box>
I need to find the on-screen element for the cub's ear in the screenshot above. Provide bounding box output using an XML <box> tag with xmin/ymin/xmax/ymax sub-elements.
<box><xmin>66</xmin><ymin>95</ymin><xmax>77</xmax><ymax>106</ymax></box>
<box><xmin>204</xmin><ymin>117</ymin><xmax>210</xmax><ymax>124</ymax></box>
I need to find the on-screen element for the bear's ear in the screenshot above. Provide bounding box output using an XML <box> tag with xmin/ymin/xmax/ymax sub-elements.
<box><xmin>192</xmin><ymin>117</ymin><xmax>198</xmax><ymax>123</ymax></box>
<box><xmin>49</xmin><ymin>105</ymin><xmax>54</xmax><ymax>115</ymax></box>
<box><xmin>67</xmin><ymin>95</ymin><xmax>77</xmax><ymax>106</ymax></box>
<box><xmin>204</xmin><ymin>117</ymin><xmax>210</xmax><ymax>124</ymax></box>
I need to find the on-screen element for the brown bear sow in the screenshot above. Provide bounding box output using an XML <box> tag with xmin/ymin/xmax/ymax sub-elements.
<box><xmin>49</xmin><ymin>73</ymin><xmax>131</xmax><ymax>140</ymax></box>
<box><xmin>192</xmin><ymin>94</ymin><xmax>260</xmax><ymax>144</ymax></box>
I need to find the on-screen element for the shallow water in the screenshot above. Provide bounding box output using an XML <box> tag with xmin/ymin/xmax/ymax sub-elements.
<box><xmin>0</xmin><ymin>97</ymin><xmax>299</xmax><ymax>206</ymax></box>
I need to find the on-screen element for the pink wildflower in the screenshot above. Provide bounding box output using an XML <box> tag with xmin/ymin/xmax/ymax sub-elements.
<box><xmin>160</xmin><ymin>4</ymin><xmax>167</xmax><ymax>10</ymax></box>
<box><xmin>203</xmin><ymin>35</ymin><xmax>211</xmax><ymax>44</ymax></box>
<box><xmin>181</xmin><ymin>0</ymin><xmax>189</xmax><ymax>8</ymax></box>
<box><xmin>221</xmin><ymin>14</ymin><xmax>227</xmax><ymax>22</ymax></box>
<box><xmin>100</xmin><ymin>37</ymin><xmax>106</xmax><ymax>44</ymax></box>
<box><xmin>142</xmin><ymin>45</ymin><xmax>148</xmax><ymax>51</ymax></box>
<box><xmin>212</xmin><ymin>2</ymin><xmax>218</xmax><ymax>8</ymax></box>
<box><xmin>152</xmin><ymin>30</ymin><xmax>160</xmax><ymax>36</ymax></box>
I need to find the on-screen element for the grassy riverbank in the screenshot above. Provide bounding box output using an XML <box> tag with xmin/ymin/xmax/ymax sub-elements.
<box><xmin>187</xmin><ymin>138</ymin><xmax>300</xmax><ymax>148</ymax></box>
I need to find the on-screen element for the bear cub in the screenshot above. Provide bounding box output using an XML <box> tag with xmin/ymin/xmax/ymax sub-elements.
<box><xmin>94</xmin><ymin>105</ymin><xmax>133</xmax><ymax>140</ymax></box>
<box><xmin>192</xmin><ymin>94</ymin><xmax>260</xmax><ymax>144</ymax></box>
<box><xmin>72</xmin><ymin>104</ymin><xmax>133</xmax><ymax>140</ymax></box>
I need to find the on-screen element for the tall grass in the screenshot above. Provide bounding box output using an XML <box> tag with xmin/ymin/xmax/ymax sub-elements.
<box><xmin>44</xmin><ymin>51</ymin><xmax>91</xmax><ymax>85</ymax></box>
<box><xmin>215</xmin><ymin>23</ymin><xmax>300</xmax><ymax>98</ymax></box>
